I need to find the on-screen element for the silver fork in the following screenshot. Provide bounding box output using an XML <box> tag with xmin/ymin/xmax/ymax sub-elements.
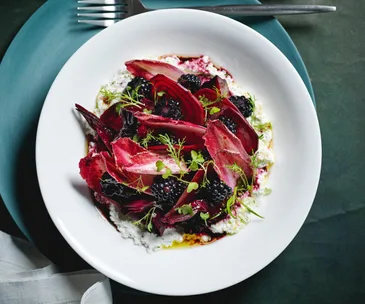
<box><xmin>77</xmin><ymin>0</ymin><xmax>336</xmax><ymax>27</ymax></box>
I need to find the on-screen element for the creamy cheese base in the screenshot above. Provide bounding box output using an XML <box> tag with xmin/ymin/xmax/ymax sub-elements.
<box><xmin>92</xmin><ymin>55</ymin><xmax>275</xmax><ymax>251</ymax></box>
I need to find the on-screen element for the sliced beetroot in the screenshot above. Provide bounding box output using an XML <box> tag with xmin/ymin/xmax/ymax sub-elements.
<box><xmin>202</xmin><ymin>75</ymin><xmax>230</xmax><ymax>97</ymax></box>
<box><xmin>217</xmin><ymin>101</ymin><xmax>259</xmax><ymax>154</ymax></box>
<box><xmin>111</xmin><ymin>137</ymin><xmax>186</xmax><ymax>175</ymax></box>
<box><xmin>194</xmin><ymin>88</ymin><xmax>218</xmax><ymax>103</ymax></box>
<box><xmin>100</xmin><ymin>103</ymin><xmax>123</xmax><ymax>132</ymax></box>
<box><xmin>125</xmin><ymin>59</ymin><xmax>184</xmax><ymax>82</ymax></box>
<box><xmin>150</xmin><ymin>74</ymin><xmax>205</xmax><ymax>125</ymax></box>
<box><xmin>203</xmin><ymin>120</ymin><xmax>253</xmax><ymax>189</ymax></box>
<box><xmin>79</xmin><ymin>153</ymin><xmax>106</xmax><ymax>193</ymax></box>
<box><xmin>134</xmin><ymin>112</ymin><xmax>206</xmax><ymax>144</ymax></box>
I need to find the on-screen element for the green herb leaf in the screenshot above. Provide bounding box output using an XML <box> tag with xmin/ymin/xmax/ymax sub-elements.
<box><xmin>157</xmin><ymin>91</ymin><xmax>166</xmax><ymax>97</ymax></box>
<box><xmin>254</xmin><ymin>122</ymin><xmax>272</xmax><ymax>132</ymax></box>
<box><xmin>132</xmin><ymin>134</ymin><xmax>139</xmax><ymax>143</ymax></box>
<box><xmin>240</xmin><ymin>201</ymin><xmax>264</xmax><ymax>219</ymax></box>
<box><xmin>143</xmin><ymin>108</ymin><xmax>152</xmax><ymax>114</ymax></box>
<box><xmin>200</xmin><ymin>212</ymin><xmax>210</xmax><ymax>225</ymax></box>
<box><xmin>147</xmin><ymin>219</ymin><xmax>153</xmax><ymax>232</ymax></box>
<box><xmin>209</xmin><ymin>107</ymin><xmax>220</xmax><ymax>115</ymax></box>
<box><xmin>99</xmin><ymin>87</ymin><xmax>121</xmax><ymax>104</ymax></box>
<box><xmin>250</xmin><ymin>152</ymin><xmax>261</xmax><ymax>169</ymax></box>
<box><xmin>176</xmin><ymin>204</ymin><xmax>194</xmax><ymax>216</ymax></box>
<box><xmin>187</xmin><ymin>182</ymin><xmax>199</xmax><ymax>193</ymax></box>
<box><xmin>158</xmin><ymin>134</ymin><xmax>186</xmax><ymax>173</ymax></box>
<box><xmin>247</xmin><ymin>93</ymin><xmax>256</xmax><ymax>111</ymax></box>
<box><xmin>133</xmin><ymin>206</ymin><xmax>156</xmax><ymax>232</ymax></box>
<box><xmin>225</xmin><ymin>187</ymin><xmax>238</xmax><ymax>218</ymax></box>
<box><xmin>191</xmin><ymin>150</ymin><xmax>198</xmax><ymax>159</ymax></box>
<box><xmin>141</xmin><ymin>186</ymin><xmax>150</xmax><ymax>192</ymax></box>
<box><xmin>162</xmin><ymin>167</ymin><xmax>172</xmax><ymax>179</ymax></box>
<box><xmin>187</xmin><ymin>150</ymin><xmax>206</xmax><ymax>172</ymax></box>
<box><xmin>156</xmin><ymin>160</ymin><xmax>165</xmax><ymax>172</ymax></box>
<box><xmin>226</xmin><ymin>163</ymin><xmax>250</xmax><ymax>191</ymax></box>
<box><xmin>263</xmin><ymin>188</ymin><xmax>272</xmax><ymax>196</ymax></box>
<box><xmin>141</xmin><ymin>130</ymin><xmax>155</xmax><ymax>148</ymax></box>
<box><xmin>258</xmin><ymin>134</ymin><xmax>264</xmax><ymax>140</ymax></box>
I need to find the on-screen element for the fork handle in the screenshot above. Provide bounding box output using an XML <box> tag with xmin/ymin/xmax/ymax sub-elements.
<box><xmin>188</xmin><ymin>4</ymin><xmax>336</xmax><ymax>16</ymax></box>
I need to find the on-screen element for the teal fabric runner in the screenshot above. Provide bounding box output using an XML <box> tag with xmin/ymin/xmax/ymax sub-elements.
<box><xmin>0</xmin><ymin>0</ymin><xmax>364</xmax><ymax>303</ymax></box>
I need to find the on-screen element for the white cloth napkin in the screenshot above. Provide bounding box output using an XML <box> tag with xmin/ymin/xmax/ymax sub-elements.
<box><xmin>0</xmin><ymin>231</ymin><xmax>112</xmax><ymax>304</ymax></box>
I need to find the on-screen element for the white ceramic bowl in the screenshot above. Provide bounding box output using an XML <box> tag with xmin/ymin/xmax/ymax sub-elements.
<box><xmin>36</xmin><ymin>9</ymin><xmax>321</xmax><ymax>296</ymax></box>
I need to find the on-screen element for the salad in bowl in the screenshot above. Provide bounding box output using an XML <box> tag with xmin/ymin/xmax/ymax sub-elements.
<box><xmin>76</xmin><ymin>55</ymin><xmax>274</xmax><ymax>251</ymax></box>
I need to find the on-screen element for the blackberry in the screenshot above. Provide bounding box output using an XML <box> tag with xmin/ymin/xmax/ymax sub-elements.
<box><xmin>229</xmin><ymin>95</ymin><xmax>253</xmax><ymax>118</ymax></box>
<box><xmin>204</xmin><ymin>179</ymin><xmax>233</xmax><ymax>205</ymax></box>
<box><xmin>100</xmin><ymin>172</ymin><xmax>138</xmax><ymax>202</ymax></box>
<box><xmin>154</xmin><ymin>97</ymin><xmax>183</xmax><ymax>120</ymax></box>
<box><xmin>151</xmin><ymin>176</ymin><xmax>186</xmax><ymax>205</ymax></box>
<box><xmin>219</xmin><ymin>116</ymin><xmax>237</xmax><ymax>133</ymax></box>
<box><xmin>126</xmin><ymin>77</ymin><xmax>153</xmax><ymax>99</ymax></box>
<box><xmin>177</xmin><ymin>74</ymin><xmax>201</xmax><ymax>93</ymax></box>
<box><xmin>119</xmin><ymin>110</ymin><xmax>139</xmax><ymax>138</ymax></box>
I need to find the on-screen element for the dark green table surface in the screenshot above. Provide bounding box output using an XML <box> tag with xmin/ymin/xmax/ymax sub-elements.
<box><xmin>1</xmin><ymin>0</ymin><xmax>364</xmax><ymax>303</ymax></box>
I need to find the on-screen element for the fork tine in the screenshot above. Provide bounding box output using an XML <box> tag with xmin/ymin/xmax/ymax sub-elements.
<box><xmin>78</xmin><ymin>0</ymin><xmax>125</xmax><ymax>4</ymax></box>
<box><xmin>77</xmin><ymin>5</ymin><xmax>126</xmax><ymax>12</ymax></box>
<box><xmin>78</xmin><ymin>19</ymin><xmax>121</xmax><ymax>26</ymax></box>
<box><xmin>77</xmin><ymin>12</ymin><xmax>126</xmax><ymax>18</ymax></box>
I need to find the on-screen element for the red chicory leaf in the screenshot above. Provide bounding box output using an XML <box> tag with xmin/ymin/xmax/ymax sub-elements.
<box><xmin>125</xmin><ymin>59</ymin><xmax>184</xmax><ymax>81</ymax></box>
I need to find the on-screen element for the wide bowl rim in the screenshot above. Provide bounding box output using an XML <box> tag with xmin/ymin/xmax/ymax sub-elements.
<box><xmin>36</xmin><ymin>8</ymin><xmax>322</xmax><ymax>296</ymax></box>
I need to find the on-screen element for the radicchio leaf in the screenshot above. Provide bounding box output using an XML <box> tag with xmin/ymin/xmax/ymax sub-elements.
<box><xmin>218</xmin><ymin>101</ymin><xmax>259</xmax><ymax>154</ymax></box>
<box><xmin>133</xmin><ymin>112</ymin><xmax>206</xmax><ymax>144</ymax></box>
<box><xmin>202</xmin><ymin>75</ymin><xmax>230</xmax><ymax>97</ymax></box>
<box><xmin>162</xmin><ymin>199</ymin><xmax>210</xmax><ymax>225</ymax></box>
<box><xmin>100</xmin><ymin>103</ymin><xmax>123</xmax><ymax>132</ymax></box>
<box><xmin>94</xmin><ymin>192</ymin><xmax>119</xmax><ymax>208</ymax></box>
<box><xmin>120</xmin><ymin>199</ymin><xmax>155</xmax><ymax>215</ymax></box>
<box><xmin>75</xmin><ymin>104</ymin><xmax>103</xmax><ymax>131</ymax></box>
<box><xmin>125</xmin><ymin>59</ymin><xmax>184</xmax><ymax>81</ymax></box>
<box><xmin>193</xmin><ymin>88</ymin><xmax>258</xmax><ymax>154</ymax></box>
<box><xmin>111</xmin><ymin>137</ymin><xmax>186</xmax><ymax>174</ymax></box>
<box><xmin>75</xmin><ymin>104</ymin><xmax>115</xmax><ymax>151</ymax></box>
<box><xmin>152</xmin><ymin>209</ymin><xmax>167</xmax><ymax>236</ymax></box>
<box><xmin>79</xmin><ymin>153</ymin><xmax>106</xmax><ymax>193</ymax></box>
<box><xmin>100</xmin><ymin>151</ymin><xmax>154</xmax><ymax>195</ymax></box>
<box><xmin>203</xmin><ymin>120</ymin><xmax>253</xmax><ymax>189</ymax></box>
<box><xmin>150</xmin><ymin>74</ymin><xmax>205</xmax><ymax>125</ymax></box>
